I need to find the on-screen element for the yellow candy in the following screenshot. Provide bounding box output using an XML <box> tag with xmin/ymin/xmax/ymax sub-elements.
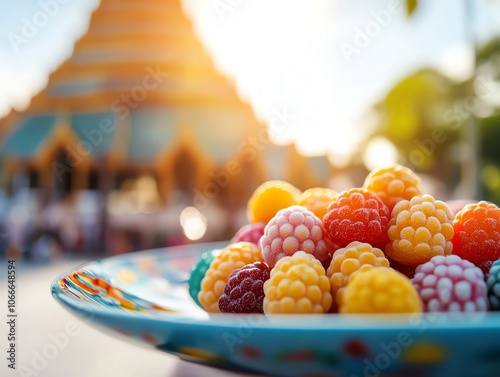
<box><xmin>247</xmin><ymin>180</ymin><xmax>301</xmax><ymax>224</ymax></box>
<box><xmin>385</xmin><ymin>194</ymin><xmax>454</xmax><ymax>267</ymax></box>
<box><xmin>340</xmin><ymin>267</ymin><xmax>423</xmax><ymax>314</ymax></box>
<box><xmin>326</xmin><ymin>241</ymin><xmax>390</xmax><ymax>311</ymax></box>
<box><xmin>363</xmin><ymin>164</ymin><xmax>422</xmax><ymax>212</ymax></box>
<box><xmin>198</xmin><ymin>242</ymin><xmax>263</xmax><ymax>313</ymax></box>
<box><xmin>263</xmin><ymin>251</ymin><xmax>332</xmax><ymax>314</ymax></box>
<box><xmin>299</xmin><ymin>187</ymin><xmax>337</xmax><ymax>219</ymax></box>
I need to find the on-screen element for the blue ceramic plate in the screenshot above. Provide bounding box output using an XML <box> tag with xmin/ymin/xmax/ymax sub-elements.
<box><xmin>51</xmin><ymin>242</ymin><xmax>500</xmax><ymax>377</ymax></box>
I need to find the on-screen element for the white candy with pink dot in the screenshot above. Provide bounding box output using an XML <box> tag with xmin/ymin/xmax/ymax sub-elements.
<box><xmin>412</xmin><ymin>255</ymin><xmax>489</xmax><ymax>312</ymax></box>
<box><xmin>260</xmin><ymin>205</ymin><xmax>329</xmax><ymax>268</ymax></box>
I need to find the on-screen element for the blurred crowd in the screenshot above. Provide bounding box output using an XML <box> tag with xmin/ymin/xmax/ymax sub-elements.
<box><xmin>0</xmin><ymin>177</ymin><xmax>244</xmax><ymax>262</ymax></box>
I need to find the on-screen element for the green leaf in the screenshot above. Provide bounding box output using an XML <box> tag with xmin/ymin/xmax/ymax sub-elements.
<box><xmin>406</xmin><ymin>0</ymin><xmax>418</xmax><ymax>16</ymax></box>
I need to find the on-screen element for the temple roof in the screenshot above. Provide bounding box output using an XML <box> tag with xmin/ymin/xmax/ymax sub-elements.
<box><xmin>2</xmin><ymin>115</ymin><xmax>57</xmax><ymax>158</ymax></box>
<box><xmin>128</xmin><ymin>107</ymin><xmax>251</xmax><ymax>164</ymax></box>
<box><xmin>21</xmin><ymin>0</ymin><xmax>249</xmax><ymax>113</ymax></box>
<box><xmin>0</xmin><ymin>0</ymin><xmax>265</xmax><ymax>162</ymax></box>
<box><xmin>0</xmin><ymin>0</ymin><xmax>332</xmax><ymax>190</ymax></box>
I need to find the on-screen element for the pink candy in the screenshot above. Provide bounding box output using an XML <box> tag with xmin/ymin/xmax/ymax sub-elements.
<box><xmin>412</xmin><ymin>255</ymin><xmax>489</xmax><ymax>312</ymax></box>
<box><xmin>260</xmin><ymin>205</ymin><xmax>329</xmax><ymax>268</ymax></box>
<box><xmin>232</xmin><ymin>223</ymin><xmax>266</xmax><ymax>246</ymax></box>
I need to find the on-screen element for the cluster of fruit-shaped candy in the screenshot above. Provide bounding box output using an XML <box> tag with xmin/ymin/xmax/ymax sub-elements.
<box><xmin>189</xmin><ymin>165</ymin><xmax>500</xmax><ymax>315</ymax></box>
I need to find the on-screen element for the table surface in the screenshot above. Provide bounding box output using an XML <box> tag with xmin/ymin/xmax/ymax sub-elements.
<box><xmin>0</xmin><ymin>259</ymin><xmax>262</xmax><ymax>377</ymax></box>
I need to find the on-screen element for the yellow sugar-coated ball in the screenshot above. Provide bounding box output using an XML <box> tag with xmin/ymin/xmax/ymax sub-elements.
<box><xmin>385</xmin><ymin>194</ymin><xmax>454</xmax><ymax>267</ymax></box>
<box><xmin>340</xmin><ymin>267</ymin><xmax>423</xmax><ymax>314</ymax></box>
<box><xmin>327</xmin><ymin>241</ymin><xmax>390</xmax><ymax>311</ymax></box>
<box><xmin>263</xmin><ymin>251</ymin><xmax>332</xmax><ymax>314</ymax></box>
<box><xmin>198</xmin><ymin>242</ymin><xmax>263</xmax><ymax>313</ymax></box>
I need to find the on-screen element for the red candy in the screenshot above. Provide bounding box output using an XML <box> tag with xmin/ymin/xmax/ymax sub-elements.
<box><xmin>189</xmin><ymin>172</ymin><xmax>500</xmax><ymax>316</ymax></box>
<box><xmin>323</xmin><ymin>188</ymin><xmax>390</xmax><ymax>248</ymax></box>
<box><xmin>232</xmin><ymin>223</ymin><xmax>266</xmax><ymax>246</ymax></box>
<box><xmin>260</xmin><ymin>205</ymin><xmax>330</xmax><ymax>268</ymax></box>
<box><xmin>452</xmin><ymin>201</ymin><xmax>500</xmax><ymax>266</ymax></box>
<box><xmin>412</xmin><ymin>255</ymin><xmax>488</xmax><ymax>312</ymax></box>
<box><xmin>218</xmin><ymin>262</ymin><xmax>270</xmax><ymax>313</ymax></box>
<box><xmin>479</xmin><ymin>260</ymin><xmax>494</xmax><ymax>280</ymax></box>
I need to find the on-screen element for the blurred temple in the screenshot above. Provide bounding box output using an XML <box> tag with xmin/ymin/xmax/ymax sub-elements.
<box><xmin>0</xmin><ymin>0</ymin><xmax>331</xmax><ymax>258</ymax></box>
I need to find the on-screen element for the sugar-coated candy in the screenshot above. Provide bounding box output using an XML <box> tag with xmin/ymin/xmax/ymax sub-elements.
<box><xmin>326</xmin><ymin>241</ymin><xmax>390</xmax><ymax>311</ymax></box>
<box><xmin>261</xmin><ymin>205</ymin><xmax>330</xmax><ymax>268</ymax></box>
<box><xmin>263</xmin><ymin>251</ymin><xmax>332</xmax><ymax>314</ymax></box>
<box><xmin>218</xmin><ymin>262</ymin><xmax>270</xmax><ymax>313</ymax></box>
<box><xmin>323</xmin><ymin>188</ymin><xmax>390</xmax><ymax>248</ymax></box>
<box><xmin>247</xmin><ymin>180</ymin><xmax>301</xmax><ymax>224</ymax></box>
<box><xmin>363</xmin><ymin>164</ymin><xmax>423</xmax><ymax>212</ymax></box>
<box><xmin>412</xmin><ymin>255</ymin><xmax>488</xmax><ymax>312</ymax></box>
<box><xmin>198</xmin><ymin>242</ymin><xmax>263</xmax><ymax>313</ymax></box>
<box><xmin>299</xmin><ymin>187</ymin><xmax>337</xmax><ymax>219</ymax></box>
<box><xmin>188</xmin><ymin>249</ymin><xmax>220</xmax><ymax>307</ymax></box>
<box><xmin>487</xmin><ymin>259</ymin><xmax>500</xmax><ymax>310</ymax></box>
<box><xmin>191</xmin><ymin>165</ymin><xmax>500</xmax><ymax>317</ymax></box>
<box><xmin>232</xmin><ymin>222</ymin><xmax>266</xmax><ymax>246</ymax></box>
<box><xmin>340</xmin><ymin>267</ymin><xmax>422</xmax><ymax>314</ymax></box>
<box><xmin>452</xmin><ymin>201</ymin><xmax>500</xmax><ymax>266</ymax></box>
<box><xmin>479</xmin><ymin>260</ymin><xmax>494</xmax><ymax>280</ymax></box>
<box><xmin>386</xmin><ymin>194</ymin><xmax>454</xmax><ymax>267</ymax></box>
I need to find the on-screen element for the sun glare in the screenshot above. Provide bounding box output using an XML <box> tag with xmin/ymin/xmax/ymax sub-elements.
<box><xmin>437</xmin><ymin>45</ymin><xmax>475</xmax><ymax>82</ymax></box>
<box><xmin>183</xmin><ymin>0</ymin><xmax>362</xmax><ymax>160</ymax></box>
<box><xmin>180</xmin><ymin>206</ymin><xmax>207</xmax><ymax>241</ymax></box>
<box><xmin>362</xmin><ymin>136</ymin><xmax>399</xmax><ymax>171</ymax></box>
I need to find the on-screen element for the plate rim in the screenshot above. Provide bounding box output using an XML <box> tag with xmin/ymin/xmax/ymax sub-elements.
<box><xmin>51</xmin><ymin>242</ymin><xmax>500</xmax><ymax>332</ymax></box>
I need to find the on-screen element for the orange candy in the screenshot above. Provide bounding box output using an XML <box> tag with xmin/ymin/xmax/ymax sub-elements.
<box><xmin>452</xmin><ymin>201</ymin><xmax>500</xmax><ymax>265</ymax></box>
<box><xmin>299</xmin><ymin>187</ymin><xmax>337</xmax><ymax>219</ymax></box>
<box><xmin>363</xmin><ymin>164</ymin><xmax>423</xmax><ymax>212</ymax></box>
<box><xmin>247</xmin><ymin>180</ymin><xmax>301</xmax><ymax>224</ymax></box>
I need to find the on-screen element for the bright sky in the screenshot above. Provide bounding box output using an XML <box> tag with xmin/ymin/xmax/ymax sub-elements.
<box><xmin>1</xmin><ymin>0</ymin><xmax>500</xmax><ymax>165</ymax></box>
